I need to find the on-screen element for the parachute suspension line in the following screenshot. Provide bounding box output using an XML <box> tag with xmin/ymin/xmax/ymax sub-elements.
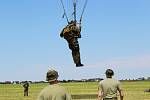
<box><xmin>79</xmin><ymin>0</ymin><xmax>88</xmax><ymax>24</ymax></box>
<box><xmin>59</xmin><ymin>0</ymin><xmax>69</xmax><ymax>23</ymax></box>
<box><xmin>73</xmin><ymin>0</ymin><xmax>77</xmax><ymax>22</ymax></box>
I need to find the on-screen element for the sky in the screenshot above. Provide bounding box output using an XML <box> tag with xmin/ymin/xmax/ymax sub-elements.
<box><xmin>0</xmin><ymin>0</ymin><xmax>150</xmax><ymax>81</ymax></box>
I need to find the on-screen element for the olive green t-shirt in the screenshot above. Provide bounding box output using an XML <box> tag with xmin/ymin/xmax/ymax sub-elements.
<box><xmin>99</xmin><ymin>78</ymin><xmax>121</xmax><ymax>99</ymax></box>
<box><xmin>37</xmin><ymin>84</ymin><xmax>72</xmax><ymax>100</ymax></box>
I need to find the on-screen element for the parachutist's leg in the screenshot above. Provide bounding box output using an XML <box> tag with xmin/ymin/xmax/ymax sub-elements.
<box><xmin>71</xmin><ymin>48</ymin><xmax>83</xmax><ymax>67</ymax></box>
<box><xmin>69</xmin><ymin>44</ymin><xmax>77</xmax><ymax>64</ymax></box>
<box><xmin>69</xmin><ymin>40</ymin><xmax>83</xmax><ymax>67</ymax></box>
<box><xmin>74</xmin><ymin>50</ymin><xmax>84</xmax><ymax>67</ymax></box>
<box><xmin>72</xmin><ymin>50</ymin><xmax>80</xmax><ymax>64</ymax></box>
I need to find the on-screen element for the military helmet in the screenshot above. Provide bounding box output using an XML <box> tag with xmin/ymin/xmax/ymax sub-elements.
<box><xmin>69</xmin><ymin>20</ymin><xmax>76</xmax><ymax>24</ymax></box>
<box><xmin>46</xmin><ymin>69</ymin><xmax>59</xmax><ymax>82</ymax></box>
<box><xmin>105</xmin><ymin>69</ymin><xmax>114</xmax><ymax>77</ymax></box>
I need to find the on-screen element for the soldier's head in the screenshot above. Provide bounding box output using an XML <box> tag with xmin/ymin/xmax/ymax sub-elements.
<box><xmin>105</xmin><ymin>69</ymin><xmax>114</xmax><ymax>78</ymax></box>
<box><xmin>46</xmin><ymin>69</ymin><xmax>59</xmax><ymax>83</ymax></box>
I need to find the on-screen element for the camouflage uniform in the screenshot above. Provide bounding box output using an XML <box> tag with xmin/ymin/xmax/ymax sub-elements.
<box><xmin>60</xmin><ymin>21</ymin><xmax>83</xmax><ymax>67</ymax></box>
<box><xmin>37</xmin><ymin>69</ymin><xmax>72</xmax><ymax>100</ymax></box>
<box><xmin>23</xmin><ymin>81</ymin><xmax>29</xmax><ymax>96</ymax></box>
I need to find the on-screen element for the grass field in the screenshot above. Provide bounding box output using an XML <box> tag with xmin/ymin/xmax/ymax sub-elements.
<box><xmin>0</xmin><ymin>81</ymin><xmax>150</xmax><ymax>100</ymax></box>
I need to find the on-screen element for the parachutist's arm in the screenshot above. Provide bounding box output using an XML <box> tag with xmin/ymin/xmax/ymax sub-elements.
<box><xmin>77</xmin><ymin>28</ymin><xmax>81</xmax><ymax>38</ymax></box>
<box><xmin>79</xmin><ymin>25</ymin><xmax>81</xmax><ymax>32</ymax></box>
<box><xmin>77</xmin><ymin>24</ymin><xmax>81</xmax><ymax>38</ymax></box>
<box><xmin>60</xmin><ymin>29</ymin><xmax>64</xmax><ymax>38</ymax></box>
<box><xmin>78</xmin><ymin>32</ymin><xmax>81</xmax><ymax>38</ymax></box>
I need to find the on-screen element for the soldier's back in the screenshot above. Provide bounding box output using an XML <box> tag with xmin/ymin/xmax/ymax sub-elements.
<box><xmin>99</xmin><ymin>78</ymin><xmax>120</xmax><ymax>98</ymax></box>
<box><xmin>37</xmin><ymin>84</ymin><xmax>72</xmax><ymax>100</ymax></box>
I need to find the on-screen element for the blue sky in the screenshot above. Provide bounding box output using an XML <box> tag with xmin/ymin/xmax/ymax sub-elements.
<box><xmin>0</xmin><ymin>0</ymin><xmax>150</xmax><ymax>81</ymax></box>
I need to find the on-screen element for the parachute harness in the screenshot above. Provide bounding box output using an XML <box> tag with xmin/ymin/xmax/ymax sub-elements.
<box><xmin>59</xmin><ymin>0</ymin><xmax>88</xmax><ymax>25</ymax></box>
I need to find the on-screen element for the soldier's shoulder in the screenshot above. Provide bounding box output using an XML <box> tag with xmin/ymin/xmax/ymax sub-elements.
<box><xmin>99</xmin><ymin>80</ymin><xmax>105</xmax><ymax>84</ymax></box>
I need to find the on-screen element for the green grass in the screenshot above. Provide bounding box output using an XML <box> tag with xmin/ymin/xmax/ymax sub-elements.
<box><xmin>0</xmin><ymin>81</ymin><xmax>150</xmax><ymax>100</ymax></box>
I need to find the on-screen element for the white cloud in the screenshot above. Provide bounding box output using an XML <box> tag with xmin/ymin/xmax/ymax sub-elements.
<box><xmin>89</xmin><ymin>54</ymin><xmax>150</xmax><ymax>68</ymax></box>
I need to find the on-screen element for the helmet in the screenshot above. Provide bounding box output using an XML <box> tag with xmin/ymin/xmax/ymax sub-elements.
<box><xmin>105</xmin><ymin>69</ymin><xmax>114</xmax><ymax>77</ymax></box>
<box><xmin>46</xmin><ymin>69</ymin><xmax>59</xmax><ymax>82</ymax></box>
<box><xmin>69</xmin><ymin>20</ymin><xmax>76</xmax><ymax>24</ymax></box>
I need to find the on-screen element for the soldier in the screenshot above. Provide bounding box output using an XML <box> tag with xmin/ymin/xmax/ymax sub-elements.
<box><xmin>60</xmin><ymin>20</ymin><xmax>84</xmax><ymax>67</ymax></box>
<box><xmin>37</xmin><ymin>69</ymin><xmax>72</xmax><ymax>100</ymax></box>
<box><xmin>98</xmin><ymin>69</ymin><xmax>124</xmax><ymax>100</ymax></box>
<box><xmin>23</xmin><ymin>81</ymin><xmax>29</xmax><ymax>96</ymax></box>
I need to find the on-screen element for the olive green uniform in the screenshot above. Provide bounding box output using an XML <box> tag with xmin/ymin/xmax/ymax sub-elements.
<box><xmin>37</xmin><ymin>84</ymin><xmax>72</xmax><ymax>100</ymax></box>
<box><xmin>99</xmin><ymin>78</ymin><xmax>122</xmax><ymax>100</ymax></box>
<box><xmin>23</xmin><ymin>82</ymin><xmax>29</xmax><ymax>96</ymax></box>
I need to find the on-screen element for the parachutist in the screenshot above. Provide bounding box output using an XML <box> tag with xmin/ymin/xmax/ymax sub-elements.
<box><xmin>60</xmin><ymin>20</ymin><xmax>84</xmax><ymax>67</ymax></box>
<box><xmin>59</xmin><ymin>0</ymin><xmax>87</xmax><ymax>67</ymax></box>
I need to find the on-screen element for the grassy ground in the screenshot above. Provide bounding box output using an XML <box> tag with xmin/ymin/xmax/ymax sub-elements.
<box><xmin>0</xmin><ymin>81</ymin><xmax>150</xmax><ymax>100</ymax></box>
